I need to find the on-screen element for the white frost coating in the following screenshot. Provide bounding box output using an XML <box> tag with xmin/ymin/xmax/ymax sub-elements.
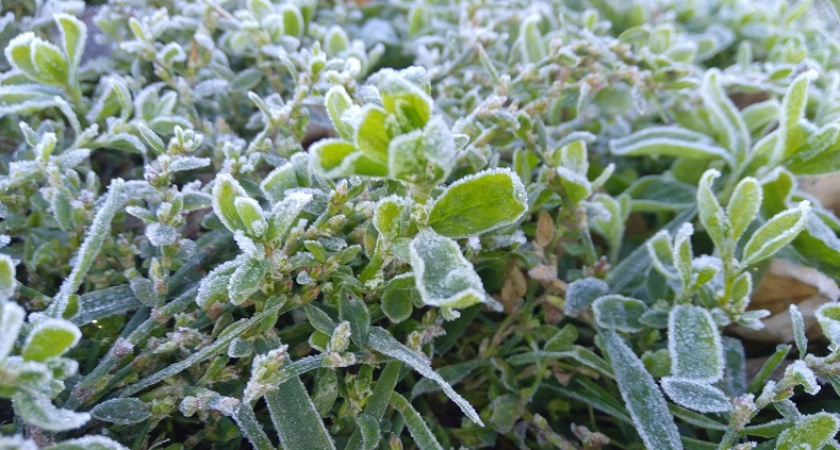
<box><xmin>49</xmin><ymin>179</ymin><xmax>124</xmax><ymax>318</ymax></box>
<box><xmin>0</xmin><ymin>435</ymin><xmax>38</xmax><ymax>450</ymax></box>
<box><xmin>146</xmin><ymin>223</ymin><xmax>178</xmax><ymax>247</ymax></box>
<box><xmin>24</xmin><ymin>318</ymin><xmax>82</xmax><ymax>358</ymax></box>
<box><xmin>211</xmin><ymin>173</ymin><xmax>248</xmax><ymax>232</ymax></box>
<box><xmin>409</xmin><ymin>230</ymin><xmax>487</xmax><ymax>308</ymax></box>
<box><xmin>790</xmin><ymin>305</ymin><xmax>807</xmax><ymax>355</ymax></box>
<box><xmin>12</xmin><ymin>388</ymin><xmax>91</xmax><ymax>432</ymax></box>
<box><xmin>233</xmin><ymin>230</ymin><xmax>262</xmax><ymax>260</ymax></box>
<box><xmin>53</xmin><ymin>435</ymin><xmax>130</xmax><ymax>449</ymax></box>
<box><xmin>367</xmin><ymin>327</ymin><xmax>483</xmax><ymax>426</ymax></box>
<box><xmin>196</xmin><ymin>259</ymin><xmax>239</xmax><ymax>307</ymax></box>
<box><xmin>270</xmin><ymin>191</ymin><xmax>313</xmax><ymax>241</ymax></box>
<box><xmin>669</xmin><ymin>304</ymin><xmax>724</xmax><ymax>383</ymax></box>
<box><xmin>647</xmin><ymin>230</ymin><xmax>677</xmax><ymax>279</ymax></box>
<box><xmin>0</xmin><ymin>301</ymin><xmax>25</xmax><ymax>362</ymax></box>
<box><xmin>673</xmin><ymin>223</ymin><xmax>694</xmax><ymax>282</ymax></box>
<box><xmin>785</xmin><ymin>360</ymin><xmax>820</xmax><ymax>395</ymax></box>
<box><xmin>741</xmin><ymin>200</ymin><xmax>811</xmax><ymax>267</ymax></box>
<box><xmin>661</xmin><ymin>377</ymin><xmax>732</xmax><ymax>413</ymax></box>
<box><xmin>168</xmin><ymin>156</ymin><xmax>211</xmax><ymax>173</ymax></box>
<box><xmin>193</xmin><ymin>78</ymin><xmax>229</xmax><ymax>97</ymax></box>
<box><xmin>612</xmin><ymin>137</ymin><xmax>733</xmax><ymax>164</ymax></box>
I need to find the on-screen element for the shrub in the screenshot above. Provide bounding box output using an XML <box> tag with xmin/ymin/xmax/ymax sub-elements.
<box><xmin>2</xmin><ymin>0</ymin><xmax>840</xmax><ymax>448</ymax></box>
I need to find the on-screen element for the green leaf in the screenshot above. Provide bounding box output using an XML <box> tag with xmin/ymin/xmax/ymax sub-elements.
<box><xmin>381</xmin><ymin>274</ymin><xmax>416</xmax><ymax>323</ymax></box>
<box><xmin>368</xmin><ymin>327</ymin><xmax>483</xmax><ymax>425</ymax></box>
<box><xmin>345</xmin><ymin>362</ymin><xmax>402</xmax><ymax>450</ymax></box>
<box><xmin>777</xmin><ymin>70</ymin><xmax>817</xmax><ymax>160</ymax></box>
<box><xmin>90</xmin><ymin>398</ymin><xmax>151</xmax><ymax>425</ymax></box>
<box><xmin>428</xmin><ymin>169</ymin><xmax>527</xmax><ymax>238</ymax></box>
<box><xmin>31</xmin><ymin>39</ymin><xmax>68</xmax><ymax>86</ymax></box>
<box><xmin>261</xmin><ymin>153</ymin><xmax>312</xmax><ymax>204</ymax></box>
<box><xmin>354</xmin><ymin>413</ymin><xmax>380</xmax><ymax>450</ymax></box>
<box><xmin>340</xmin><ymin>293</ymin><xmax>370</xmax><ymax>347</ymax></box>
<box><xmin>265</xmin><ymin>377</ymin><xmax>336</xmax><ymax>450</ymax></box>
<box><xmin>310</xmin><ymin>138</ymin><xmax>387</xmax><ymax>179</ymax></box>
<box><xmin>0</xmin><ymin>253</ymin><xmax>16</xmax><ymax>301</ymax></box>
<box><xmin>390</xmin><ymin>392</ymin><xmax>444</xmax><ymax>450</ymax></box>
<box><xmin>784</xmin><ymin>123</ymin><xmax>840</xmax><ymax>175</ymax></box>
<box><xmin>13</xmin><ymin>388</ymin><xmax>90</xmax><ymax>431</ymax></box>
<box><xmin>22</xmin><ymin>318</ymin><xmax>81</xmax><ymax>362</ymax></box>
<box><xmin>625</xmin><ymin>175</ymin><xmax>696</xmax><ymax>212</ymax></box>
<box><xmin>726</xmin><ymin>177</ymin><xmax>762</xmax><ymax>242</ymax></box>
<box><xmin>776</xmin><ymin>412</ymin><xmax>840</xmax><ymax>450</ymax></box>
<box><xmin>817</xmin><ymin>304</ymin><xmax>840</xmax><ymax>350</ymax></box>
<box><xmin>43</xmin><ymin>436</ymin><xmax>129</xmax><ymax>450</ymax></box>
<box><xmin>661</xmin><ymin>378</ymin><xmax>731</xmax><ymax>413</ymax></box>
<box><xmin>137</xmin><ymin>124</ymin><xmax>166</xmax><ymax>155</ymax></box>
<box><xmin>227</xmin><ymin>258</ymin><xmax>268</xmax><ymax>305</ymax></box>
<box><xmin>790</xmin><ymin>305</ymin><xmax>808</xmax><ymax>357</ymax></box>
<box><xmin>593</xmin><ymin>295</ymin><xmax>648</xmax><ymax>332</ymax></box>
<box><xmin>697</xmin><ymin>169</ymin><xmax>728</xmax><ymax>251</ymax></box>
<box><xmin>669</xmin><ymin>305</ymin><xmax>723</xmax><ymax>382</ymax></box>
<box><xmin>234</xmin><ymin>197</ymin><xmax>267</xmax><ymax>238</ymax></box>
<box><xmin>701</xmin><ymin>70</ymin><xmax>749</xmax><ymax>160</ymax></box>
<box><xmin>741</xmin><ymin>201</ymin><xmax>811</xmax><ymax>267</ymax></box>
<box><xmin>520</xmin><ymin>15</ymin><xmax>546</xmax><ymax>64</ymax></box>
<box><xmin>387</xmin><ymin>116</ymin><xmax>455</xmax><ymax>184</ymax></box>
<box><xmin>409</xmin><ymin>230</ymin><xmax>487</xmax><ymax>309</ymax></box>
<box><xmin>355</xmin><ymin>105</ymin><xmax>390</xmax><ymax>163</ymax></box>
<box><xmin>5</xmin><ymin>33</ymin><xmax>39</xmax><ymax>78</ymax></box>
<box><xmin>610</xmin><ymin>126</ymin><xmax>731</xmax><ymax>163</ymax></box>
<box><xmin>281</xmin><ymin>5</ymin><xmax>304</xmax><ymax>38</ymax></box>
<box><xmin>647</xmin><ymin>230</ymin><xmax>677</xmax><ymax>279</ymax></box>
<box><xmin>54</xmin><ymin>14</ymin><xmax>86</xmax><ymax>74</ymax></box>
<box><xmin>564</xmin><ymin>277</ymin><xmax>609</xmax><ymax>316</ymax></box>
<box><xmin>325</xmin><ymin>85</ymin><xmax>355</xmax><ymax>141</ymax></box>
<box><xmin>602</xmin><ymin>331</ymin><xmax>681</xmax><ymax>450</ymax></box>
<box><xmin>379</xmin><ymin>73</ymin><xmax>432</xmax><ymax>129</ymax></box>
<box><xmin>0</xmin><ymin>301</ymin><xmax>25</xmax><ymax>362</ymax></box>
<box><xmin>212</xmin><ymin>174</ymin><xmax>249</xmax><ymax>233</ymax></box>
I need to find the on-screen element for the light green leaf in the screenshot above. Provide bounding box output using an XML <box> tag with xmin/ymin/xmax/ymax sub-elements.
<box><xmin>776</xmin><ymin>412</ymin><xmax>840</xmax><ymax>450</ymax></box>
<box><xmin>354</xmin><ymin>413</ymin><xmax>380</xmax><ymax>450</ymax></box>
<box><xmin>260</xmin><ymin>153</ymin><xmax>312</xmax><ymax>204</ymax></box>
<box><xmin>701</xmin><ymin>70</ymin><xmax>749</xmax><ymax>160</ymax></box>
<box><xmin>340</xmin><ymin>293</ymin><xmax>370</xmax><ymax>347</ymax></box>
<box><xmin>5</xmin><ymin>33</ymin><xmax>39</xmax><ymax>79</ymax></box>
<box><xmin>593</xmin><ymin>295</ymin><xmax>648</xmax><ymax>332</ymax></box>
<box><xmin>13</xmin><ymin>388</ymin><xmax>90</xmax><ymax>431</ymax></box>
<box><xmin>647</xmin><ymin>230</ymin><xmax>677</xmax><ymax>279</ymax></box>
<box><xmin>0</xmin><ymin>301</ymin><xmax>25</xmax><ymax>362</ymax></box>
<box><xmin>212</xmin><ymin>174</ymin><xmax>248</xmax><ymax>233</ymax></box>
<box><xmin>31</xmin><ymin>39</ymin><xmax>68</xmax><ymax>86</ymax></box>
<box><xmin>227</xmin><ymin>258</ymin><xmax>268</xmax><ymax>305</ymax></box>
<box><xmin>390</xmin><ymin>392</ymin><xmax>444</xmax><ymax>450</ymax></box>
<box><xmin>602</xmin><ymin>331</ymin><xmax>681</xmax><ymax>450</ymax></box>
<box><xmin>310</xmin><ymin>138</ymin><xmax>387</xmax><ymax>179</ymax></box>
<box><xmin>281</xmin><ymin>5</ymin><xmax>303</xmax><ymax>38</ymax></box>
<box><xmin>379</xmin><ymin>73</ymin><xmax>432</xmax><ymax>129</ymax></box>
<box><xmin>520</xmin><ymin>15</ymin><xmax>546</xmax><ymax>64</ymax></box>
<box><xmin>777</xmin><ymin>70</ymin><xmax>817</xmax><ymax>160</ymax></box>
<box><xmin>610</xmin><ymin>126</ymin><xmax>731</xmax><ymax>164</ymax></box>
<box><xmin>409</xmin><ymin>230</ymin><xmax>487</xmax><ymax>309</ymax></box>
<box><xmin>387</xmin><ymin>116</ymin><xmax>455</xmax><ymax>184</ymax></box>
<box><xmin>817</xmin><ymin>304</ymin><xmax>840</xmax><ymax>350</ymax></box>
<box><xmin>234</xmin><ymin>197</ymin><xmax>267</xmax><ymax>238</ymax></box>
<box><xmin>428</xmin><ymin>168</ymin><xmax>527</xmax><ymax>238</ymax></box>
<box><xmin>790</xmin><ymin>305</ymin><xmax>808</xmax><ymax>357</ymax></box>
<box><xmin>90</xmin><ymin>398</ymin><xmax>151</xmax><ymax>425</ymax></box>
<box><xmin>22</xmin><ymin>318</ymin><xmax>81</xmax><ymax>362</ymax></box>
<box><xmin>355</xmin><ymin>105</ymin><xmax>390</xmax><ymax>163</ymax></box>
<box><xmin>54</xmin><ymin>14</ymin><xmax>86</xmax><ymax>74</ymax></box>
<box><xmin>741</xmin><ymin>201</ymin><xmax>811</xmax><ymax>267</ymax></box>
<box><xmin>625</xmin><ymin>175</ymin><xmax>696</xmax><ymax>212</ymax></box>
<box><xmin>137</xmin><ymin>124</ymin><xmax>166</xmax><ymax>155</ymax></box>
<box><xmin>325</xmin><ymin>85</ymin><xmax>355</xmax><ymax>141</ymax></box>
<box><xmin>726</xmin><ymin>177</ymin><xmax>762</xmax><ymax>242</ymax></box>
<box><xmin>697</xmin><ymin>169</ymin><xmax>728</xmax><ymax>251</ymax></box>
<box><xmin>784</xmin><ymin>123</ymin><xmax>840</xmax><ymax>175</ymax></box>
<box><xmin>669</xmin><ymin>305</ymin><xmax>723</xmax><ymax>382</ymax></box>
<box><xmin>0</xmin><ymin>253</ymin><xmax>16</xmax><ymax>301</ymax></box>
<box><xmin>44</xmin><ymin>436</ymin><xmax>128</xmax><ymax>450</ymax></box>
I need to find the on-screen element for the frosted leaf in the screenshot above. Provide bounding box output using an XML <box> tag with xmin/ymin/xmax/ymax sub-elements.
<box><xmin>784</xmin><ymin>360</ymin><xmax>820</xmax><ymax>395</ymax></box>
<box><xmin>296</xmin><ymin>270</ymin><xmax>315</xmax><ymax>285</ymax></box>
<box><xmin>0</xmin><ymin>301</ymin><xmax>25</xmax><ymax>361</ymax></box>
<box><xmin>726</xmin><ymin>177</ymin><xmax>762</xmax><ymax>242</ymax></box>
<box><xmin>697</xmin><ymin>169</ymin><xmax>728</xmax><ymax>251</ymax></box>
<box><xmin>661</xmin><ymin>377</ymin><xmax>732</xmax><ymax>413</ymax></box>
<box><xmin>168</xmin><ymin>156</ymin><xmax>211</xmax><ymax>173</ymax></box>
<box><xmin>260</xmin><ymin>153</ymin><xmax>312</xmax><ymax>204</ymax></box>
<box><xmin>90</xmin><ymin>398</ymin><xmax>151</xmax><ymax>425</ymax></box>
<box><xmin>44</xmin><ymin>435</ymin><xmax>131</xmax><ymax>450</ymax></box>
<box><xmin>267</xmin><ymin>191</ymin><xmax>313</xmax><ymax>242</ymax></box>
<box><xmin>13</xmin><ymin>388</ymin><xmax>90</xmax><ymax>431</ymax></box>
<box><xmin>196</xmin><ymin>259</ymin><xmax>239</xmax><ymax>307</ymax></box>
<box><xmin>564</xmin><ymin>277</ymin><xmax>609</xmax><ymax>317</ymax></box>
<box><xmin>647</xmin><ymin>230</ymin><xmax>677</xmax><ymax>279</ymax></box>
<box><xmin>0</xmin><ymin>253</ymin><xmax>16</xmax><ymax>301</ymax></box>
<box><xmin>669</xmin><ymin>304</ymin><xmax>724</xmax><ymax>382</ymax></box>
<box><xmin>790</xmin><ymin>305</ymin><xmax>808</xmax><ymax>357</ymax></box>
<box><xmin>592</xmin><ymin>295</ymin><xmax>648</xmax><ymax>333</ymax></box>
<box><xmin>145</xmin><ymin>223</ymin><xmax>178</xmax><ymax>247</ymax></box>
<box><xmin>193</xmin><ymin>79</ymin><xmax>229</xmax><ymax>97</ymax></box>
<box><xmin>368</xmin><ymin>327</ymin><xmax>483</xmax><ymax>426</ymax></box>
<box><xmin>776</xmin><ymin>412</ymin><xmax>840</xmax><ymax>450</ymax></box>
<box><xmin>601</xmin><ymin>331</ymin><xmax>681</xmax><ymax>450</ymax></box>
<box><xmin>672</xmin><ymin>223</ymin><xmax>693</xmax><ymax>285</ymax></box>
<box><xmin>211</xmin><ymin>174</ymin><xmax>249</xmax><ymax>233</ymax></box>
<box><xmin>23</xmin><ymin>318</ymin><xmax>81</xmax><ymax>362</ymax></box>
<box><xmin>817</xmin><ymin>304</ymin><xmax>840</xmax><ymax>350</ymax></box>
<box><xmin>741</xmin><ymin>201</ymin><xmax>811</xmax><ymax>267</ymax></box>
<box><xmin>233</xmin><ymin>231</ymin><xmax>262</xmax><ymax>260</ymax></box>
<box><xmin>227</xmin><ymin>258</ymin><xmax>268</xmax><ymax>305</ymax></box>
<box><xmin>0</xmin><ymin>435</ymin><xmax>37</xmax><ymax>450</ymax></box>
<box><xmin>610</xmin><ymin>126</ymin><xmax>732</xmax><ymax>164</ymax></box>
<box><xmin>55</xmin><ymin>148</ymin><xmax>91</xmax><ymax>170</ymax></box>
<box><xmin>408</xmin><ymin>230</ymin><xmax>487</xmax><ymax>310</ymax></box>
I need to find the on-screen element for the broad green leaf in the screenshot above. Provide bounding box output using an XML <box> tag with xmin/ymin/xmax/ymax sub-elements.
<box><xmin>390</xmin><ymin>393</ymin><xmax>444</xmax><ymax>450</ymax></box>
<box><xmin>227</xmin><ymin>258</ymin><xmax>268</xmax><ymax>305</ymax></box>
<box><xmin>340</xmin><ymin>293</ymin><xmax>370</xmax><ymax>347</ymax></box>
<box><xmin>610</xmin><ymin>126</ymin><xmax>731</xmax><ymax>163</ymax></box>
<box><xmin>196</xmin><ymin>260</ymin><xmax>237</xmax><ymax>307</ymax></box>
<box><xmin>741</xmin><ymin>201</ymin><xmax>810</xmax><ymax>267</ymax></box>
<box><xmin>5</xmin><ymin>33</ymin><xmax>39</xmax><ymax>79</ymax></box>
<box><xmin>593</xmin><ymin>295</ymin><xmax>648</xmax><ymax>332</ymax></box>
<box><xmin>701</xmin><ymin>70</ymin><xmax>749</xmax><ymax>160</ymax></box>
<box><xmin>137</xmin><ymin>124</ymin><xmax>166</xmax><ymax>155</ymax></box>
<box><xmin>266</xmin><ymin>191</ymin><xmax>313</xmax><ymax>243</ymax></box>
<box><xmin>545</xmin><ymin>324</ymin><xmax>579</xmax><ymax>351</ymax></box>
<box><xmin>13</xmin><ymin>388</ymin><xmax>90</xmax><ymax>431</ymax></box>
<box><xmin>31</xmin><ymin>39</ymin><xmax>68</xmax><ymax>86</ymax></box>
<box><xmin>55</xmin><ymin>14</ymin><xmax>86</xmax><ymax>73</ymax></box>
<box><xmin>697</xmin><ymin>169</ymin><xmax>728</xmax><ymax>251</ymax></box>
<box><xmin>44</xmin><ymin>436</ymin><xmax>129</xmax><ymax>450</ymax></box>
<box><xmin>310</xmin><ymin>139</ymin><xmax>388</xmax><ymax>179</ymax></box>
<box><xmin>669</xmin><ymin>305</ymin><xmax>723</xmax><ymax>382</ymax></box>
<box><xmin>355</xmin><ymin>105</ymin><xmax>390</xmax><ymax>163</ymax></box>
<box><xmin>0</xmin><ymin>301</ymin><xmax>25</xmax><ymax>362</ymax></box>
<box><xmin>381</xmin><ymin>274</ymin><xmax>416</xmax><ymax>323</ymax></box>
<box><xmin>625</xmin><ymin>175</ymin><xmax>696</xmax><ymax>212</ymax></box>
<box><xmin>428</xmin><ymin>169</ymin><xmax>527</xmax><ymax>238</ymax></box>
<box><xmin>387</xmin><ymin>116</ymin><xmax>455</xmax><ymax>184</ymax></box>
<box><xmin>265</xmin><ymin>377</ymin><xmax>336</xmax><ymax>450</ymax></box>
<box><xmin>520</xmin><ymin>15</ymin><xmax>545</xmax><ymax>64</ymax></box>
<box><xmin>354</xmin><ymin>414</ymin><xmax>380</xmax><ymax>450</ymax></box>
<box><xmin>260</xmin><ymin>153</ymin><xmax>312</xmax><ymax>203</ymax></box>
<box><xmin>373</xmin><ymin>196</ymin><xmax>409</xmax><ymax>239</ymax></box>
<box><xmin>784</xmin><ymin>123</ymin><xmax>840</xmax><ymax>175</ymax></box>
<box><xmin>409</xmin><ymin>230</ymin><xmax>486</xmax><ymax>309</ymax></box>
<box><xmin>726</xmin><ymin>177</ymin><xmax>762</xmax><ymax>242</ymax></box>
<box><xmin>281</xmin><ymin>5</ymin><xmax>303</xmax><ymax>38</ymax></box>
<box><xmin>602</xmin><ymin>331</ymin><xmax>681</xmax><ymax>450</ymax></box>
<box><xmin>90</xmin><ymin>398</ymin><xmax>151</xmax><ymax>425</ymax></box>
<box><xmin>0</xmin><ymin>253</ymin><xmax>16</xmax><ymax>300</ymax></box>
<box><xmin>324</xmin><ymin>25</ymin><xmax>349</xmax><ymax>56</ymax></box>
<box><xmin>234</xmin><ymin>197</ymin><xmax>267</xmax><ymax>238</ymax></box>
<box><xmin>23</xmin><ymin>318</ymin><xmax>81</xmax><ymax>362</ymax></box>
<box><xmin>368</xmin><ymin>327</ymin><xmax>483</xmax><ymax>425</ymax></box>
<box><xmin>777</xmin><ymin>71</ymin><xmax>817</xmax><ymax>159</ymax></box>
<box><xmin>776</xmin><ymin>412</ymin><xmax>840</xmax><ymax>450</ymax></box>
<box><xmin>742</xmin><ymin>99</ymin><xmax>780</xmax><ymax>135</ymax></box>
<box><xmin>379</xmin><ymin>73</ymin><xmax>432</xmax><ymax>129</ymax></box>
<box><xmin>661</xmin><ymin>378</ymin><xmax>732</xmax><ymax>413</ymax></box>
<box><xmin>212</xmin><ymin>174</ymin><xmax>248</xmax><ymax>233</ymax></box>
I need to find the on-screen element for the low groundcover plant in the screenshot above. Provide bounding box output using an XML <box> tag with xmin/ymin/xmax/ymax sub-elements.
<box><xmin>3</xmin><ymin>0</ymin><xmax>840</xmax><ymax>448</ymax></box>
